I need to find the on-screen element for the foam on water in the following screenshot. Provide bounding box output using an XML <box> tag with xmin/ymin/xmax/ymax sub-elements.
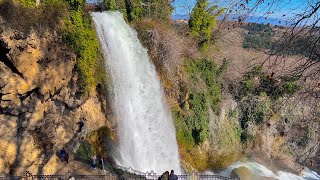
<box><xmin>220</xmin><ymin>161</ymin><xmax>320</xmax><ymax>180</ymax></box>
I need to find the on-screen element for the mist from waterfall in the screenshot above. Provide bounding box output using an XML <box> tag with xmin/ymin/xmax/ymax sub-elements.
<box><xmin>92</xmin><ymin>11</ymin><xmax>181</xmax><ymax>174</ymax></box>
<box><xmin>219</xmin><ymin>161</ymin><xmax>320</xmax><ymax>180</ymax></box>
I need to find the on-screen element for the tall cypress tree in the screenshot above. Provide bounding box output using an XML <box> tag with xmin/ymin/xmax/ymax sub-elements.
<box><xmin>189</xmin><ymin>0</ymin><xmax>223</xmax><ymax>50</ymax></box>
<box><xmin>105</xmin><ymin>0</ymin><xmax>116</xmax><ymax>10</ymax></box>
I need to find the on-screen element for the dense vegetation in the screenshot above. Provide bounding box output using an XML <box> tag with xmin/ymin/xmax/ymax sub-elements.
<box><xmin>75</xmin><ymin>126</ymin><xmax>114</xmax><ymax>164</ymax></box>
<box><xmin>171</xmin><ymin>59</ymin><xmax>237</xmax><ymax>170</ymax></box>
<box><xmin>0</xmin><ymin>0</ymin><xmax>67</xmax><ymax>33</ymax></box>
<box><xmin>240</xmin><ymin>66</ymin><xmax>299</xmax><ymax>100</ymax></box>
<box><xmin>242</xmin><ymin>23</ymin><xmax>274</xmax><ymax>49</ymax></box>
<box><xmin>179</xmin><ymin>59</ymin><xmax>223</xmax><ymax>144</ymax></box>
<box><xmin>237</xmin><ymin>66</ymin><xmax>300</xmax><ymax>144</ymax></box>
<box><xmin>102</xmin><ymin>0</ymin><xmax>173</xmax><ymax>21</ymax></box>
<box><xmin>0</xmin><ymin>0</ymin><xmax>107</xmax><ymax>96</ymax></box>
<box><xmin>62</xmin><ymin>0</ymin><xmax>105</xmax><ymax>95</ymax></box>
<box><xmin>242</xmin><ymin>22</ymin><xmax>320</xmax><ymax>63</ymax></box>
<box><xmin>1</xmin><ymin>0</ymin><xmax>316</xmax><ymax>174</ymax></box>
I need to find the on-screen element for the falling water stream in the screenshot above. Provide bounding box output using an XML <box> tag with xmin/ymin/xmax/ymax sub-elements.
<box><xmin>90</xmin><ymin>11</ymin><xmax>320</xmax><ymax>179</ymax></box>
<box><xmin>92</xmin><ymin>11</ymin><xmax>181</xmax><ymax>174</ymax></box>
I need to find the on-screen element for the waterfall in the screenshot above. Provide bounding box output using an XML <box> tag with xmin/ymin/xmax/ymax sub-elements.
<box><xmin>92</xmin><ymin>11</ymin><xmax>181</xmax><ymax>174</ymax></box>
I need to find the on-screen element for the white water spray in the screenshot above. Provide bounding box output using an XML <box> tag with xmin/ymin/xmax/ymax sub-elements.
<box><xmin>92</xmin><ymin>11</ymin><xmax>181</xmax><ymax>174</ymax></box>
<box><xmin>220</xmin><ymin>161</ymin><xmax>320</xmax><ymax>180</ymax></box>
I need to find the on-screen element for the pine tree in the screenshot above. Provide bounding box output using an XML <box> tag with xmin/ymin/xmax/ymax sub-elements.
<box><xmin>189</xmin><ymin>0</ymin><xmax>223</xmax><ymax>50</ymax></box>
<box><xmin>116</xmin><ymin>0</ymin><xmax>128</xmax><ymax>21</ymax></box>
<box><xmin>151</xmin><ymin>0</ymin><xmax>173</xmax><ymax>20</ymax></box>
<box><xmin>105</xmin><ymin>0</ymin><xmax>117</xmax><ymax>10</ymax></box>
<box><xmin>129</xmin><ymin>0</ymin><xmax>142</xmax><ymax>21</ymax></box>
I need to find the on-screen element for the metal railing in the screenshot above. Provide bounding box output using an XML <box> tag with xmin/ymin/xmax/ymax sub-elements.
<box><xmin>112</xmin><ymin>164</ymin><xmax>238</xmax><ymax>180</ymax></box>
<box><xmin>0</xmin><ymin>174</ymin><xmax>238</xmax><ymax>180</ymax></box>
<box><xmin>0</xmin><ymin>176</ymin><xmax>22</xmax><ymax>180</ymax></box>
<box><xmin>0</xmin><ymin>170</ymin><xmax>238</xmax><ymax>180</ymax></box>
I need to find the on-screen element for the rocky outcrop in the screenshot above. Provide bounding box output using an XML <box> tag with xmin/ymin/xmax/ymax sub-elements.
<box><xmin>0</xmin><ymin>27</ymin><xmax>109</xmax><ymax>175</ymax></box>
<box><xmin>230</xmin><ymin>166</ymin><xmax>276</xmax><ymax>180</ymax></box>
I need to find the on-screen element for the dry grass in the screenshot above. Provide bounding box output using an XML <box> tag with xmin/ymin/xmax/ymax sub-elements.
<box><xmin>0</xmin><ymin>0</ymin><xmax>67</xmax><ymax>34</ymax></box>
<box><xmin>133</xmin><ymin>19</ymin><xmax>200</xmax><ymax>103</ymax></box>
<box><xmin>133</xmin><ymin>19</ymin><xmax>184</xmax><ymax>78</ymax></box>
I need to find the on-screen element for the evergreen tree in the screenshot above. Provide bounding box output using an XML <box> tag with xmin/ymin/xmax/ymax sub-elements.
<box><xmin>129</xmin><ymin>0</ymin><xmax>142</xmax><ymax>21</ymax></box>
<box><xmin>102</xmin><ymin>0</ymin><xmax>172</xmax><ymax>22</ymax></box>
<box><xmin>116</xmin><ymin>0</ymin><xmax>128</xmax><ymax>20</ymax></box>
<box><xmin>189</xmin><ymin>0</ymin><xmax>223</xmax><ymax>50</ymax></box>
<box><xmin>105</xmin><ymin>0</ymin><xmax>116</xmax><ymax>10</ymax></box>
<box><xmin>150</xmin><ymin>0</ymin><xmax>173</xmax><ymax>20</ymax></box>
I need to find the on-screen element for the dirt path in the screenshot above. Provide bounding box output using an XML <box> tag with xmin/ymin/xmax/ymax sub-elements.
<box><xmin>51</xmin><ymin>156</ymin><xmax>108</xmax><ymax>175</ymax></box>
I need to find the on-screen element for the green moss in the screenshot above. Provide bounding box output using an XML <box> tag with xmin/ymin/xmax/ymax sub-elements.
<box><xmin>75</xmin><ymin>126</ymin><xmax>115</xmax><ymax>167</ymax></box>
<box><xmin>75</xmin><ymin>141</ymin><xmax>96</xmax><ymax>163</ymax></box>
<box><xmin>62</xmin><ymin>3</ymin><xmax>105</xmax><ymax>96</ymax></box>
<box><xmin>184</xmin><ymin>58</ymin><xmax>222</xmax><ymax>110</ymax></box>
<box><xmin>17</xmin><ymin>0</ymin><xmax>36</xmax><ymax>7</ymax></box>
<box><xmin>174</xmin><ymin>58</ymin><xmax>225</xmax><ymax>148</ymax></box>
<box><xmin>173</xmin><ymin>111</ymin><xmax>194</xmax><ymax>148</ymax></box>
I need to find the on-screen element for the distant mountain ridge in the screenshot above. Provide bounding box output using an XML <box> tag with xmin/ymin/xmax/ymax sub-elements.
<box><xmin>172</xmin><ymin>14</ymin><xmax>189</xmax><ymax>20</ymax></box>
<box><xmin>172</xmin><ymin>14</ymin><xmax>289</xmax><ymax>26</ymax></box>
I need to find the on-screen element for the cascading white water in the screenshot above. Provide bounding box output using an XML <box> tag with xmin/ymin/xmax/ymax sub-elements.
<box><xmin>92</xmin><ymin>11</ymin><xmax>181</xmax><ymax>174</ymax></box>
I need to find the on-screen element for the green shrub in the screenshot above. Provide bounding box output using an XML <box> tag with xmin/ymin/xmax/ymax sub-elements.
<box><xmin>238</xmin><ymin>96</ymin><xmax>271</xmax><ymax>144</ymax></box>
<box><xmin>242</xmin><ymin>22</ymin><xmax>274</xmax><ymax>50</ymax></box>
<box><xmin>184</xmin><ymin>59</ymin><xmax>222</xmax><ymax>109</ymax></box>
<box><xmin>17</xmin><ymin>0</ymin><xmax>36</xmax><ymax>7</ymax></box>
<box><xmin>174</xmin><ymin>59</ymin><xmax>225</xmax><ymax>146</ymax></box>
<box><xmin>75</xmin><ymin>141</ymin><xmax>96</xmax><ymax>163</ymax></box>
<box><xmin>187</xmin><ymin>92</ymin><xmax>209</xmax><ymax>144</ymax></box>
<box><xmin>102</xmin><ymin>0</ymin><xmax>173</xmax><ymax>21</ymax></box>
<box><xmin>239</xmin><ymin>96</ymin><xmax>271</xmax><ymax>126</ymax></box>
<box><xmin>241</xmin><ymin>79</ymin><xmax>255</xmax><ymax>95</ymax></box>
<box><xmin>283</xmin><ymin>81</ymin><xmax>300</xmax><ymax>94</ymax></box>
<box><xmin>240</xmin><ymin>66</ymin><xmax>300</xmax><ymax>100</ymax></box>
<box><xmin>173</xmin><ymin>111</ymin><xmax>194</xmax><ymax>148</ymax></box>
<box><xmin>240</xmin><ymin>131</ymin><xmax>255</xmax><ymax>142</ymax></box>
<box><xmin>217</xmin><ymin>58</ymin><xmax>229</xmax><ymax>78</ymax></box>
<box><xmin>62</xmin><ymin>4</ymin><xmax>104</xmax><ymax>96</ymax></box>
<box><xmin>243</xmin><ymin>33</ymin><xmax>273</xmax><ymax>49</ymax></box>
<box><xmin>105</xmin><ymin>0</ymin><xmax>116</xmax><ymax>10</ymax></box>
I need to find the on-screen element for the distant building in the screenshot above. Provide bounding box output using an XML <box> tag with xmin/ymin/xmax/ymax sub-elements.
<box><xmin>174</xmin><ymin>19</ymin><xmax>188</xmax><ymax>24</ymax></box>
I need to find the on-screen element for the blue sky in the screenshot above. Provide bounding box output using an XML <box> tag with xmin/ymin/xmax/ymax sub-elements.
<box><xmin>172</xmin><ymin>0</ymin><xmax>308</xmax><ymax>19</ymax></box>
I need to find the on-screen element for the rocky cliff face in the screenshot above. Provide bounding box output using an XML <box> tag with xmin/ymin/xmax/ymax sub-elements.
<box><xmin>0</xmin><ymin>24</ymin><xmax>109</xmax><ymax>175</ymax></box>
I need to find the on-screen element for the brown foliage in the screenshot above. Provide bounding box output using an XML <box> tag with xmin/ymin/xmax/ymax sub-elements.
<box><xmin>133</xmin><ymin>19</ymin><xmax>200</xmax><ymax>101</ymax></box>
<box><xmin>134</xmin><ymin>19</ymin><xmax>189</xmax><ymax>79</ymax></box>
<box><xmin>0</xmin><ymin>0</ymin><xmax>67</xmax><ymax>34</ymax></box>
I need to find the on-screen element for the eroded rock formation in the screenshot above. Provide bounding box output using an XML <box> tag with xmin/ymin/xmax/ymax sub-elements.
<box><xmin>0</xmin><ymin>26</ymin><xmax>109</xmax><ymax>175</ymax></box>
